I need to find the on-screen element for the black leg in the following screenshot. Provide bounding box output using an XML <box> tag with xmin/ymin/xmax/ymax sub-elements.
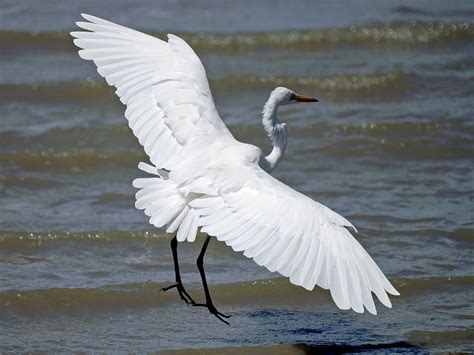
<box><xmin>160</xmin><ymin>235</ymin><xmax>195</xmax><ymax>305</ymax></box>
<box><xmin>193</xmin><ymin>235</ymin><xmax>231</xmax><ymax>325</ymax></box>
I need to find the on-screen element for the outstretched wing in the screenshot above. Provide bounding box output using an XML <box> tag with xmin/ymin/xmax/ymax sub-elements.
<box><xmin>188</xmin><ymin>163</ymin><xmax>399</xmax><ymax>315</ymax></box>
<box><xmin>71</xmin><ymin>14</ymin><xmax>232</xmax><ymax>169</ymax></box>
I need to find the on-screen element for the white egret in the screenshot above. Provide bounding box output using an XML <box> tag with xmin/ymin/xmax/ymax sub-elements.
<box><xmin>71</xmin><ymin>14</ymin><xmax>399</xmax><ymax>324</ymax></box>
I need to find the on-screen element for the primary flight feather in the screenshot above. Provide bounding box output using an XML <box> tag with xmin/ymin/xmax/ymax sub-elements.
<box><xmin>71</xmin><ymin>14</ymin><xmax>399</xmax><ymax>318</ymax></box>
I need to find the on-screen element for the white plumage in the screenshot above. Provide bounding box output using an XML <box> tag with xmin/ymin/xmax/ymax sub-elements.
<box><xmin>71</xmin><ymin>14</ymin><xmax>399</xmax><ymax>316</ymax></box>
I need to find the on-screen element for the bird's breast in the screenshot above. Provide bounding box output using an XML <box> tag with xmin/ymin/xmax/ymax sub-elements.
<box><xmin>210</xmin><ymin>139</ymin><xmax>262</xmax><ymax>167</ymax></box>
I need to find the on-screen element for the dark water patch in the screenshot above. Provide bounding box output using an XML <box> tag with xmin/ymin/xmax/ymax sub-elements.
<box><xmin>292</xmin><ymin>327</ymin><xmax>323</xmax><ymax>335</ymax></box>
<box><xmin>392</xmin><ymin>6</ymin><xmax>433</xmax><ymax>16</ymax></box>
<box><xmin>165</xmin><ymin>341</ymin><xmax>417</xmax><ymax>354</ymax></box>
<box><xmin>294</xmin><ymin>341</ymin><xmax>417</xmax><ymax>354</ymax></box>
<box><xmin>2</xmin><ymin>21</ymin><xmax>473</xmax><ymax>53</ymax></box>
<box><xmin>248</xmin><ymin>309</ymin><xmax>298</xmax><ymax>319</ymax></box>
<box><xmin>407</xmin><ymin>329</ymin><xmax>474</xmax><ymax>349</ymax></box>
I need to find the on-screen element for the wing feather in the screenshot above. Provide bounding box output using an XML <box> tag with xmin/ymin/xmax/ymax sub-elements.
<box><xmin>224</xmin><ymin>223</ymin><xmax>264</xmax><ymax>245</ymax></box>
<box><xmin>186</xmin><ymin>163</ymin><xmax>398</xmax><ymax>314</ymax></box>
<box><xmin>72</xmin><ymin>14</ymin><xmax>232</xmax><ymax>170</ymax></box>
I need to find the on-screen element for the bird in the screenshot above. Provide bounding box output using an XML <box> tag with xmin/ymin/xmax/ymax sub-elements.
<box><xmin>71</xmin><ymin>14</ymin><xmax>399</xmax><ymax>325</ymax></box>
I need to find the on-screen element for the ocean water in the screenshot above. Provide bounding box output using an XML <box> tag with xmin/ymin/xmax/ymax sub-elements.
<box><xmin>0</xmin><ymin>0</ymin><xmax>473</xmax><ymax>352</ymax></box>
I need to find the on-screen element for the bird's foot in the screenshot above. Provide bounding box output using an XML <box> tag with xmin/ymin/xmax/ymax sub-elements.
<box><xmin>160</xmin><ymin>282</ymin><xmax>195</xmax><ymax>305</ymax></box>
<box><xmin>193</xmin><ymin>301</ymin><xmax>231</xmax><ymax>325</ymax></box>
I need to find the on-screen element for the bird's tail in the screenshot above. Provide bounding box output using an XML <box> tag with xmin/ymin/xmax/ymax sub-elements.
<box><xmin>132</xmin><ymin>162</ymin><xmax>200</xmax><ymax>242</ymax></box>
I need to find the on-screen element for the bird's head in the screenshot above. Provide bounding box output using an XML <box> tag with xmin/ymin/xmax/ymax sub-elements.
<box><xmin>271</xmin><ymin>86</ymin><xmax>319</xmax><ymax>106</ymax></box>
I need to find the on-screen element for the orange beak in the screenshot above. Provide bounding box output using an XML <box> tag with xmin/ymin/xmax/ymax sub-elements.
<box><xmin>294</xmin><ymin>94</ymin><xmax>318</xmax><ymax>102</ymax></box>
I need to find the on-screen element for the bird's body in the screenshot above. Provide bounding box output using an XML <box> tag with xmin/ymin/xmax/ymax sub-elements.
<box><xmin>72</xmin><ymin>14</ymin><xmax>399</xmax><ymax>322</ymax></box>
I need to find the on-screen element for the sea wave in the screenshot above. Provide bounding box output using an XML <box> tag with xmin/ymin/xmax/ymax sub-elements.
<box><xmin>0</xmin><ymin>71</ymin><xmax>411</xmax><ymax>103</ymax></box>
<box><xmin>0</xmin><ymin>117</ymin><xmax>470</xmax><ymax>174</ymax></box>
<box><xmin>1</xmin><ymin>141</ymin><xmax>467</xmax><ymax>175</ymax></box>
<box><xmin>0</xmin><ymin>276</ymin><xmax>471</xmax><ymax>313</ymax></box>
<box><xmin>0</xmin><ymin>150</ymin><xmax>144</xmax><ymax>172</ymax></box>
<box><xmin>1</xmin><ymin>227</ymin><xmax>470</xmax><ymax>252</ymax></box>
<box><xmin>0</xmin><ymin>80</ymin><xmax>115</xmax><ymax>103</ymax></box>
<box><xmin>1</xmin><ymin>120</ymin><xmax>447</xmax><ymax>151</ymax></box>
<box><xmin>212</xmin><ymin>71</ymin><xmax>411</xmax><ymax>97</ymax></box>
<box><xmin>0</xmin><ymin>230</ymin><xmax>167</xmax><ymax>251</ymax></box>
<box><xmin>1</xmin><ymin>21</ymin><xmax>472</xmax><ymax>52</ymax></box>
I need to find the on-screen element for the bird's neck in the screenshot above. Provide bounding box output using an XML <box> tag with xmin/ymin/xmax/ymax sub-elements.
<box><xmin>261</xmin><ymin>97</ymin><xmax>288</xmax><ymax>173</ymax></box>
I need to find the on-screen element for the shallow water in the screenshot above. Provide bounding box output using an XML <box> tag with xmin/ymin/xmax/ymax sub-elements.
<box><xmin>0</xmin><ymin>0</ymin><xmax>473</xmax><ymax>353</ymax></box>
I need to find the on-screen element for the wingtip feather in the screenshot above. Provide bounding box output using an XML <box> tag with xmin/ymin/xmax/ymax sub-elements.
<box><xmin>386</xmin><ymin>281</ymin><xmax>400</xmax><ymax>296</ymax></box>
<box><xmin>367</xmin><ymin>306</ymin><xmax>378</xmax><ymax>315</ymax></box>
<box><xmin>81</xmin><ymin>13</ymin><xmax>96</xmax><ymax>22</ymax></box>
<box><xmin>390</xmin><ymin>289</ymin><xmax>401</xmax><ymax>296</ymax></box>
<box><xmin>72</xmin><ymin>38</ymin><xmax>83</xmax><ymax>49</ymax></box>
<box><xmin>70</xmin><ymin>31</ymin><xmax>83</xmax><ymax>39</ymax></box>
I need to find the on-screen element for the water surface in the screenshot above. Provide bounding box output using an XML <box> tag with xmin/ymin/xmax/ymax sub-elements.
<box><xmin>0</xmin><ymin>0</ymin><xmax>473</xmax><ymax>352</ymax></box>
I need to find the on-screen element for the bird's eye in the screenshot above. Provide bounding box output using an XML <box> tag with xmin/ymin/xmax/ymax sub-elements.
<box><xmin>289</xmin><ymin>93</ymin><xmax>296</xmax><ymax>101</ymax></box>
